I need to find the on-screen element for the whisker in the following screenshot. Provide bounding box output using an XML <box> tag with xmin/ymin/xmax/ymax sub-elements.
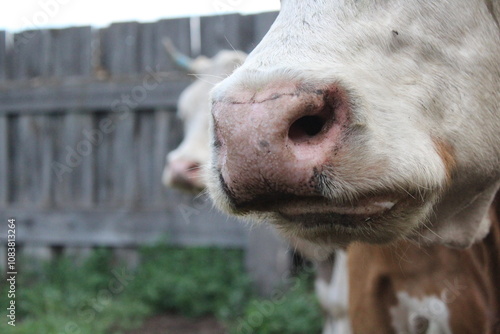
<box><xmin>194</xmin><ymin>190</ymin><xmax>206</xmax><ymax>201</ymax></box>
<box><xmin>224</xmin><ymin>35</ymin><xmax>238</xmax><ymax>53</ymax></box>
<box><xmin>185</xmin><ymin>165</ymin><xmax>201</xmax><ymax>172</ymax></box>
<box><xmin>422</xmin><ymin>222</ymin><xmax>443</xmax><ymax>240</ymax></box>
<box><xmin>394</xmin><ymin>183</ymin><xmax>416</xmax><ymax>199</ymax></box>
<box><xmin>189</xmin><ymin>73</ymin><xmax>226</xmax><ymax>80</ymax></box>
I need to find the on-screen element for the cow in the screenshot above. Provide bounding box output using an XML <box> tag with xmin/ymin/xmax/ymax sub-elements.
<box><xmin>206</xmin><ymin>1</ymin><xmax>500</xmax><ymax>333</ymax></box>
<box><xmin>161</xmin><ymin>43</ymin><xmax>351</xmax><ymax>333</ymax></box>
<box><xmin>162</xmin><ymin>42</ymin><xmax>246</xmax><ymax>191</ymax></box>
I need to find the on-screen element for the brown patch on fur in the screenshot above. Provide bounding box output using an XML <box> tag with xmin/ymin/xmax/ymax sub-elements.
<box><xmin>433</xmin><ymin>138</ymin><xmax>456</xmax><ymax>185</ymax></box>
<box><xmin>346</xmin><ymin>193</ymin><xmax>500</xmax><ymax>333</ymax></box>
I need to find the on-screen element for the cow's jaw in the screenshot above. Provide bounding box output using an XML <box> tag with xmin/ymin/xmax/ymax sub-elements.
<box><xmin>207</xmin><ymin>0</ymin><xmax>500</xmax><ymax>247</ymax></box>
<box><xmin>264</xmin><ymin>196</ymin><xmax>429</xmax><ymax>247</ymax></box>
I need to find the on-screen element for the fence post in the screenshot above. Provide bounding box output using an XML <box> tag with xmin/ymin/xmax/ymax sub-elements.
<box><xmin>245</xmin><ymin>224</ymin><xmax>292</xmax><ymax>297</ymax></box>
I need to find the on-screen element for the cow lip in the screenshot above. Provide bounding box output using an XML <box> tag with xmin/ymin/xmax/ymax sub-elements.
<box><xmin>232</xmin><ymin>193</ymin><xmax>399</xmax><ymax>214</ymax></box>
<box><xmin>277</xmin><ymin>199</ymin><xmax>396</xmax><ymax>216</ymax></box>
<box><xmin>274</xmin><ymin>197</ymin><xmax>399</xmax><ymax>228</ymax></box>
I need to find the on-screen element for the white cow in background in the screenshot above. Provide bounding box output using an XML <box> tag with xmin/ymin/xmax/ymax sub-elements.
<box><xmin>162</xmin><ymin>43</ymin><xmax>246</xmax><ymax>192</ymax></box>
<box><xmin>161</xmin><ymin>42</ymin><xmax>350</xmax><ymax>334</ymax></box>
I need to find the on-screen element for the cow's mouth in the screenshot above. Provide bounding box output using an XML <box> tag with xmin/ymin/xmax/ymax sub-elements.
<box><xmin>230</xmin><ymin>193</ymin><xmax>404</xmax><ymax>228</ymax></box>
<box><xmin>214</xmin><ymin>169</ymin><xmax>425</xmax><ymax>243</ymax></box>
<box><xmin>276</xmin><ymin>198</ymin><xmax>398</xmax><ymax>228</ymax></box>
<box><xmin>258</xmin><ymin>194</ymin><xmax>419</xmax><ymax>245</ymax></box>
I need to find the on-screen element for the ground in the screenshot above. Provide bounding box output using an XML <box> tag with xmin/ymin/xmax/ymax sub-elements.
<box><xmin>124</xmin><ymin>313</ymin><xmax>226</xmax><ymax>334</ymax></box>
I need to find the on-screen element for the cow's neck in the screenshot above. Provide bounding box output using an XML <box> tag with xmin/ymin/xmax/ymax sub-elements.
<box><xmin>422</xmin><ymin>181</ymin><xmax>500</xmax><ymax>248</ymax></box>
<box><xmin>347</xmin><ymin>192</ymin><xmax>500</xmax><ymax>333</ymax></box>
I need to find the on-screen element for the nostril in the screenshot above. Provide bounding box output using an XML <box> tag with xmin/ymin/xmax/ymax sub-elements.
<box><xmin>288</xmin><ymin>115</ymin><xmax>326</xmax><ymax>142</ymax></box>
<box><xmin>186</xmin><ymin>162</ymin><xmax>201</xmax><ymax>174</ymax></box>
<box><xmin>169</xmin><ymin>160</ymin><xmax>201</xmax><ymax>180</ymax></box>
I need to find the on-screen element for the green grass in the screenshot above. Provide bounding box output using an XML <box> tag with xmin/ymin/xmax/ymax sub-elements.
<box><xmin>0</xmin><ymin>249</ymin><xmax>150</xmax><ymax>334</ymax></box>
<box><xmin>126</xmin><ymin>244</ymin><xmax>253</xmax><ymax>321</ymax></box>
<box><xmin>0</xmin><ymin>244</ymin><xmax>322</xmax><ymax>334</ymax></box>
<box><xmin>230</xmin><ymin>274</ymin><xmax>323</xmax><ymax>334</ymax></box>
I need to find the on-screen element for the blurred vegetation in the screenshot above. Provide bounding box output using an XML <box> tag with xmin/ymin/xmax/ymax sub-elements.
<box><xmin>0</xmin><ymin>248</ymin><xmax>149</xmax><ymax>334</ymax></box>
<box><xmin>0</xmin><ymin>243</ymin><xmax>322</xmax><ymax>334</ymax></box>
<box><xmin>126</xmin><ymin>244</ymin><xmax>253</xmax><ymax>321</ymax></box>
<box><xmin>231</xmin><ymin>274</ymin><xmax>323</xmax><ymax>334</ymax></box>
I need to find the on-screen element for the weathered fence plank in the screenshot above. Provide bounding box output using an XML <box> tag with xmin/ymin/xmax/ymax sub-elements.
<box><xmin>49</xmin><ymin>26</ymin><xmax>93</xmax><ymax>77</ymax></box>
<box><xmin>0</xmin><ymin>115</ymin><xmax>8</xmax><ymax>206</ymax></box>
<box><xmin>151</xmin><ymin>109</ymin><xmax>175</xmax><ymax>205</ymax></box>
<box><xmin>200</xmin><ymin>14</ymin><xmax>255</xmax><ymax>56</ymax></box>
<box><xmin>100</xmin><ymin>22</ymin><xmax>142</xmax><ymax>76</ymax></box>
<box><xmin>94</xmin><ymin>112</ymin><xmax>115</xmax><ymax>205</ymax></box>
<box><xmin>246</xmin><ymin>225</ymin><xmax>292</xmax><ymax>296</ymax></box>
<box><xmin>0</xmin><ymin>31</ymin><xmax>6</xmax><ymax>80</ymax></box>
<box><xmin>50</xmin><ymin>24</ymin><xmax>96</xmax><ymax>208</ymax></box>
<box><xmin>139</xmin><ymin>18</ymin><xmax>192</xmax><ymax>73</ymax></box>
<box><xmin>20</xmin><ymin>114</ymin><xmax>57</xmax><ymax>208</ymax></box>
<box><xmin>53</xmin><ymin>112</ymin><xmax>95</xmax><ymax>207</ymax></box>
<box><xmin>13</xmin><ymin>115</ymin><xmax>39</xmax><ymax>204</ymax></box>
<box><xmin>104</xmin><ymin>111</ymin><xmax>122</xmax><ymax>206</ymax></box>
<box><xmin>155</xmin><ymin>18</ymin><xmax>192</xmax><ymax>65</ymax></box>
<box><xmin>138</xmin><ymin>22</ymin><xmax>158</xmax><ymax>73</ymax></box>
<box><xmin>10</xmin><ymin>29</ymin><xmax>52</xmax><ymax>79</ymax></box>
<box><xmin>112</xmin><ymin>110</ymin><xmax>137</xmax><ymax>206</ymax></box>
<box><xmin>136</xmin><ymin>110</ymin><xmax>156</xmax><ymax>205</ymax></box>
<box><xmin>38</xmin><ymin>114</ymin><xmax>57</xmax><ymax>207</ymax></box>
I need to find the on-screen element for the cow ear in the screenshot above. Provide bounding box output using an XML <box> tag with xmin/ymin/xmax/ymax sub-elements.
<box><xmin>418</xmin><ymin>184</ymin><xmax>498</xmax><ymax>248</ymax></box>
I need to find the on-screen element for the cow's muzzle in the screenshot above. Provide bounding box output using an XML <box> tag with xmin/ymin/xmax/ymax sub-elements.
<box><xmin>211</xmin><ymin>81</ymin><xmax>352</xmax><ymax>209</ymax></box>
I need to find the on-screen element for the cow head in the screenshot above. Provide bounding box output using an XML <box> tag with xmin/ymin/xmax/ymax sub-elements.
<box><xmin>162</xmin><ymin>48</ymin><xmax>247</xmax><ymax>192</ymax></box>
<box><xmin>207</xmin><ymin>0</ymin><xmax>500</xmax><ymax>248</ymax></box>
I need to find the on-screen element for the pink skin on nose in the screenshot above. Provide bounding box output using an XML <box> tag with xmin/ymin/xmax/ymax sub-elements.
<box><xmin>167</xmin><ymin>160</ymin><xmax>203</xmax><ymax>191</ymax></box>
<box><xmin>212</xmin><ymin>81</ymin><xmax>351</xmax><ymax>206</ymax></box>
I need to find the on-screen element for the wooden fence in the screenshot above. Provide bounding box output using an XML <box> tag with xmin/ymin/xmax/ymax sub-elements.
<box><xmin>0</xmin><ymin>12</ymin><xmax>291</xmax><ymax>295</ymax></box>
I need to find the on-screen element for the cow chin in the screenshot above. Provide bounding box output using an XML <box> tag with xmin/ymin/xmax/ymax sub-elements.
<box><xmin>268</xmin><ymin>202</ymin><xmax>432</xmax><ymax>247</ymax></box>
<box><xmin>206</xmin><ymin>166</ymin><xmax>439</xmax><ymax>246</ymax></box>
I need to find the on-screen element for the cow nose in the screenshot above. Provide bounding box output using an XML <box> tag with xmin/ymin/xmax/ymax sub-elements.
<box><xmin>212</xmin><ymin>81</ymin><xmax>350</xmax><ymax>206</ymax></box>
<box><xmin>163</xmin><ymin>160</ymin><xmax>204</xmax><ymax>192</ymax></box>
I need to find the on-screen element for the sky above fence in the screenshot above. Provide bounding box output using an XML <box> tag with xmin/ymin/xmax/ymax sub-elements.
<box><xmin>0</xmin><ymin>0</ymin><xmax>280</xmax><ymax>32</ymax></box>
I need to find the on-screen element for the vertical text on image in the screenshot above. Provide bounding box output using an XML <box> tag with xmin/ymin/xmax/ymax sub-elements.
<box><xmin>6</xmin><ymin>218</ymin><xmax>17</xmax><ymax>327</ymax></box>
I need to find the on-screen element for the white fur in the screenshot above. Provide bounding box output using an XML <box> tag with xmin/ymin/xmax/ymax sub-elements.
<box><xmin>390</xmin><ymin>291</ymin><xmax>452</xmax><ymax>334</ymax></box>
<box><xmin>208</xmin><ymin>0</ymin><xmax>500</xmax><ymax>247</ymax></box>
<box><xmin>315</xmin><ymin>250</ymin><xmax>352</xmax><ymax>334</ymax></box>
